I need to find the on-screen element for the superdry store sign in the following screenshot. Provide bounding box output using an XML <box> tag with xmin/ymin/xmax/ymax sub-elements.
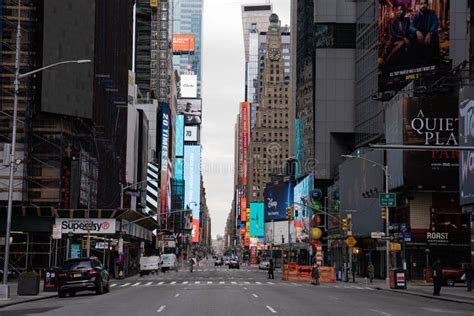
<box><xmin>55</xmin><ymin>218</ymin><xmax>116</xmax><ymax>235</ymax></box>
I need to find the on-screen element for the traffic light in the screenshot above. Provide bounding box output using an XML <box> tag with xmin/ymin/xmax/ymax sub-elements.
<box><xmin>189</xmin><ymin>212</ymin><xmax>193</xmax><ymax>224</ymax></box>
<box><xmin>294</xmin><ymin>207</ymin><xmax>299</xmax><ymax>218</ymax></box>
<box><xmin>342</xmin><ymin>218</ymin><xmax>349</xmax><ymax>232</ymax></box>
<box><xmin>81</xmin><ymin>238</ymin><xmax>88</xmax><ymax>250</ymax></box>
<box><xmin>286</xmin><ymin>207</ymin><xmax>292</xmax><ymax>220</ymax></box>
<box><xmin>381</xmin><ymin>208</ymin><xmax>387</xmax><ymax>220</ymax></box>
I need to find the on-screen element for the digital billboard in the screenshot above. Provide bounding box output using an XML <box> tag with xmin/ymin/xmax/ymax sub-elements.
<box><xmin>240</xmin><ymin>197</ymin><xmax>246</xmax><ymax>222</ymax></box>
<box><xmin>172</xmin><ymin>34</ymin><xmax>195</xmax><ymax>54</ymax></box>
<box><xmin>180</xmin><ymin>74</ymin><xmax>197</xmax><ymax>98</ymax></box>
<box><xmin>184</xmin><ymin>125</ymin><xmax>199</xmax><ymax>142</ymax></box>
<box><xmin>176</xmin><ymin>115</ymin><xmax>184</xmax><ymax>157</ymax></box>
<box><xmin>250</xmin><ymin>202</ymin><xmax>264</xmax><ymax>237</ymax></box>
<box><xmin>264</xmin><ymin>182</ymin><xmax>294</xmax><ymax>222</ymax></box>
<box><xmin>184</xmin><ymin>145</ymin><xmax>201</xmax><ymax>242</ymax></box>
<box><xmin>160</xmin><ymin>103</ymin><xmax>170</xmax><ymax>216</ymax></box>
<box><xmin>177</xmin><ymin>99</ymin><xmax>202</xmax><ymax>125</ymax></box>
<box><xmin>192</xmin><ymin>219</ymin><xmax>200</xmax><ymax>244</ymax></box>
<box><xmin>459</xmin><ymin>86</ymin><xmax>474</xmax><ymax>206</ymax></box>
<box><xmin>241</xmin><ymin>102</ymin><xmax>249</xmax><ymax>185</ymax></box>
<box><xmin>378</xmin><ymin>0</ymin><xmax>450</xmax><ymax>90</ymax></box>
<box><xmin>293</xmin><ymin>175</ymin><xmax>314</xmax><ymax>242</ymax></box>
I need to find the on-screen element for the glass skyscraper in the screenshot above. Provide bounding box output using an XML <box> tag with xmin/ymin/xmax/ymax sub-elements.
<box><xmin>171</xmin><ymin>0</ymin><xmax>203</xmax><ymax>97</ymax></box>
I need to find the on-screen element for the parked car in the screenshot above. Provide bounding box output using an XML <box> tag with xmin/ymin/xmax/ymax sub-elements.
<box><xmin>228</xmin><ymin>259</ymin><xmax>240</xmax><ymax>269</ymax></box>
<box><xmin>139</xmin><ymin>256</ymin><xmax>160</xmax><ymax>276</ymax></box>
<box><xmin>259</xmin><ymin>260</ymin><xmax>270</xmax><ymax>270</ymax></box>
<box><xmin>161</xmin><ymin>254</ymin><xmax>178</xmax><ymax>272</ymax></box>
<box><xmin>442</xmin><ymin>264</ymin><xmax>467</xmax><ymax>287</ymax></box>
<box><xmin>57</xmin><ymin>257</ymin><xmax>110</xmax><ymax>298</ymax></box>
<box><xmin>215</xmin><ymin>257</ymin><xmax>224</xmax><ymax>266</ymax></box>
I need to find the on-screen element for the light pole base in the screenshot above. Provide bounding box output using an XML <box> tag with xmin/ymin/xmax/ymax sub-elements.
<box><xmin>0</xmin><ymin>284</ymin><xmax>11</xmax><ymax>300</ymax></box>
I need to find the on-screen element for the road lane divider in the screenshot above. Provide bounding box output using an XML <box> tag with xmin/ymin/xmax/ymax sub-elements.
<box><xmin>266</xmin><ymin>305</ymin><xmax>277</xmax><ymax>314</ymax></box>
<box><xmin>157</xmin><ymin>305</ymin><xmax>166</xmax><ymax>313</ymax></box>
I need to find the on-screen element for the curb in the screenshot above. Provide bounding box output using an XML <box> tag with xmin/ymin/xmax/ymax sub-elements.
<box><xmin>0</xmin><ymin>294</ymin><xmax>57</xmax><ymax>309</ymax></box>
<box><xmin>375</xmin><ymin>287</ymin><xmax>474</xmax><ymax>305</ymax></box>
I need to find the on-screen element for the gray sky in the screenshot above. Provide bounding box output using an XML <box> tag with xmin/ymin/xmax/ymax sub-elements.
<box><xmin>201</xmin><ymin>0</ymin><xmax>290</xmax><ymax>238</ymax></box>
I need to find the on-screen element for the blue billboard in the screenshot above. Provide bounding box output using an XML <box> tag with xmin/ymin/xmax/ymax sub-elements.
<box><xmin>264</xmin><ymin>182</ymin><xmax>294</xmax><ymax>222</ymax></box>
<box><xmin>184</xmin><ymin>145</ymin><xmax>201</xmax><ymax>220</ymax></box>
<box><xmin>293</xmin><ymin>175</ymin><xmax>314</xmax><ymax>220</ymax></box>
<box><xmin>250</xmin><ymin>202</ymin><xmax>264</xmax><ymax>237</ymax></box>
<box><xmin>175</xmin><ymin>158</ymin><xmax>184</xmax><ymax>181</ymax></box>
<box><xmin>176</xmin><ymin>115</ymin><xmax>184</xmax><ymax>157</ymax></box>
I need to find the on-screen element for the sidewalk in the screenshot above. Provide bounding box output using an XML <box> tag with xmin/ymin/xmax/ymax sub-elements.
<box><xmin>352</xmin><ymin>277</ymin><xmax>474</xmax><ymax>305</ymax></box>
<box><xmin>0</xmin><ymin>282</ymin><xmax>57</xmax><ymax>309</ymax></box>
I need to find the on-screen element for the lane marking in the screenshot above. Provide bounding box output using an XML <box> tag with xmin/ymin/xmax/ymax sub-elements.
<box><xmin>110</xmin><ymin>284</ymin><xmax>117</xmax><ymax>288</ymax></box>
<box><xmin>157</xmin><ymin>305</ymin><xmax>166</xmax><ymax>313</ymax></box>
<box><xmin>132</xmin><ymin>282</ymin><xmax>141</xmax><ymax>287</ymax></box>
<box><xmin>243</xmin><ymin>287</ymin><xmax>248</xmax><ymax>290</ymax></box>
<box><xmin>267</xmin><ymin>282</ymin><xmax>274</xmax><ymax>285</ymax></box>
<box><xmin>182</xmin><ymin>281</ymin><xmax>188</xmax><ymax>284</ymax></box>
<box><xmin>174</xmin><ymin>293</ymin><xmax>180</xmax><ymax>298</ymax></box>
<box><xmin>207</xmin><ymin>281</ymin><xmax>213</xmax><ymax>284</ymax></box>
<box><xmin>266</xmin><ymin>305</ymin><xmax>277</xmax><ymax>314</ymax></box>
<box><xmin>170</xmin><ymin>281</ymin><xmax>177</xmax><ymax>285</ymax></box>
<box><xmin>231</xmin><ymin>281</ymin><xmax>237</xmax><ymax>284</ymax></box>
<box><xmin>422</xmin><ymin>308</ymin><xmax>473</xmax><ymax>315</ymax></box>
<box><xmin>120</xmin><ymin>283</ymin><xmax>131</xmax><ymax>287</ymax></box>
<box><xmin>145</xmin><ymin>282</ymin><xmax>153</xmax><ymax>286</ymax></box>
<box><xmin>343</xmin><ymin>286</ymin><xmax>351</xmax><ymax>289</ymax></box>
<box><xmin>252</xmin><ymin>293</ymin><xmax>259</xmax><ymax>298</ymax></box>
<box><xmin>365</xmin><ymin>287</ymin><xmax>374</xmax><ymax>290</ymax></box>
<box><xmin>195</xmin><ymin>281</ymin><xmax>200</xmax><ymax>284</ymax></box>
<box><xmin>157</xmin><ymin>281</ymin><xmax>164</xmax><ymax>285</ymax></box>
<box><xmin>334</xmin><ymin>285</ymin><xmax>341</xmax><ymax>288</ymax></box>
<box><xmin>353</xmin><ymin>286</ymin><xmax>364</xmax><ymax>290</ymax></box>
<box><xmin>370</xmin><ymin>309</ymin><xmax>392</xmax><ymax>316</ymax></box>
<box><xmin>219</xmin><ymin>281</ymin><xmax>225</xmax><ymax>284</ymax></box>
<box><xmin>256</xmin><ymin>282</ymin><xmax>262</xmax><ymax>285</ymax></box>
<box><xmin>244</xmin><ymin>281</ymin><xmax>250</xmax><ymax>284</ymax></box>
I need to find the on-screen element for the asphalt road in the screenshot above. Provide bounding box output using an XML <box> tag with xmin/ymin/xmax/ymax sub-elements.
<box><xmin>0</xmin><ymin>259</ymin><xmax>473</xmax><ymax>316</ymax></box>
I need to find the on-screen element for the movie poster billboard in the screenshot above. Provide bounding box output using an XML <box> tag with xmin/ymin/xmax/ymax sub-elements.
<box><xmin>177</xmin><ymin>98</ymin><xmax>202</xmax><ymax>125</ymax></box>
<box><xmin>378</xmin><ymin>0</ymin><xmax>450</xmax><ymax>90</ymax></box>
<box><xmin>403</xmin><ymin>95</ymin><xmax>459</xmax><ymax>189</ymax></box>
<box><xmin>250</xmin><ymin>202</ymin><xmax>264</xmax><ymax>237</ymax></box>
<box><xmin>459</xmin><ymin>86</ymin><xmax>474</xmax><ymax>206</ymax></box>
<box><xmin>241</xmin><ymin>102</ymin><xmax>249</xmax><ymax>186</ymax></box>
<box><xmin>184</xmin><ymin>145</ymin><xmax>201</xmax><ymax>242</ymax></box>
<box><xmin>264</xmin><ymin>182</ymin><xmax>294</xmax><ymax>222</ymax></box>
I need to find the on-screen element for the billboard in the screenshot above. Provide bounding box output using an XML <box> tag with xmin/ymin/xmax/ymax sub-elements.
<box><xmin>192</xmin><ymin>219</ymin><xmax>200</xmax><ymax>243</ymax></box>
<box><xmin>184</xmin><ymin>145</ymin><xmax>201</xmax><ymax>242</ymax></box>
<box><xmin>172</xmin><ymin>34</ymin><xmax>195</xmax><ymax>53</ymax></box>
<box><xmin>176</xmin><ymin>115</ymin><xmax>184</xmax><ymax>157</ymax></box>
<box><xmin>378</xmin><ymin>0</ymin><xmax>450</xmax><ymax>90</ymax></box>
<box><xmin>240</xmin><ymin>197</ymin><xmax>247</xmax><ymax>222</ymax></box>
<box><xmin>264</xmin><ymin>221</ymin><xmax>295</xmax><ymax>245</ymax></box>
<box><xmin>56</xmin><ymin>218</ymin><xmax>116</xmax><ymax>235</ymax></box>
<box><xmin>250</xmin><ymin>202</ymin><xmax>264</xmax><ymax>237</ymax></box>
<box><xmin>459</xmin><ymin>86</ymin><xmax>474</xmax><ymax>206</ymax></box>
<box><xmin>177</xmin><ymin>99</ymin><xmax>202</xmax><ymax>125</ymax></box>
<box><xmin>184</xmin><ymin>125</ymin><xmax>199</xmax><ymax>142</ymax></box>
<box><xmin>160</xmin><ymin>104</ymin><xmax>171</xmax><ymax>216</ymax></box>
<box><xmin>403</xmin><ymin>96</ymin><xmax>459</xmax><ymax>189</ymax></box>
<box><xmin>293</xmin><ymin>175</ymin><xmax>314</xmax><ymax>241</ymax></box>
<box><xmin>180</xmin><ymin>74</ymin><xmax>197</xmax><ymax>98</ymax></box>
<box><xmin>241</xmin><ymin>102</ymin><xmax>249</xmax><ymax>185</ymax></box>
<box><xmin>264</xmin><ymin>182</ymin><xmax>294</xmax><ymax>222</ymax></box>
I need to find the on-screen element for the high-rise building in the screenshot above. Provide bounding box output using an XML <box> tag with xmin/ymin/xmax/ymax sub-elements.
<box><xmin>171</xmin><ymin>0</ymin><xmax>203</xmax><ymax>97</ymax></box>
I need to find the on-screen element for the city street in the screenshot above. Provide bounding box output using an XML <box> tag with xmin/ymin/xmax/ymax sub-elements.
<box><xmin>0</xmin><ymin>259</ymin><xmax>473</xmax><ymax>316</ymax></box>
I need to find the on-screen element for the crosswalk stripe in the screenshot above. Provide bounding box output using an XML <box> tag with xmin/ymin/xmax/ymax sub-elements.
<box><xmin>145</xmin><ymin>282</ymin><xmax>153</xmax><ymax>286</ymax></box>
<box><xmin>219</xmin><ymin>281</ymin><xmax>225</xmax><ymax>284</ymax></box>
<box><xmin>353</xmin><ymin>286</ymin><xmax>364</xmax><ymax>289</ymax></box>
<box><xmin>256</xmin><ymin>282</ymin><xmax>262</xmax><ymax>285</ymax></box>
<box><xmin>120</xmin><ymin>283</ymin><xmax>131</xmax><ymax>287</ymax></box>
<box><xmin>132</xmin><ymin>282</ymin><xmax>141</xmax><ymax>287</ymax></box>
<box><xmin>365</xmin><ymin>287</ymin><xmax>374</xmax><ymax>290</ymax></box>
<box><xmin>195</xmin><ymin>281</ymin><xmax>200</xmax><ymax>284</ymax></box>
<box><xmin>204</xmin><ymin>269</ymin><xmax>208</xmax><ymax>272</ymax></box>
<box><xmin>344</xmin><ymin>286</ymin><xmax>351</xmax><ymax>289</ymax></box>
<box><xmin>231</xmin><ymin>281</ymin><xmax>236</xmax><ymax>284</ymax></box>
<box><xmin>207</xmin><ymin>281</ymin><xmax>212</xmax><ymax>284</ymax></box>
<box><xmin>244</xmin><ymin>282</ymin><xmax>250</xmax><ymax>284</ymax></box>
<box><xmin>157</xmin><ymin>281</ymin><xmax>164</xmax><ymax>285</ymax></box>
<box><xmin>334</xmin><ymin>285</ymin><xmax>341</xmax><ymax>288</ymax></box>
<box><xmin>110</xmin><ymin>284</ymin><xmax>117</xmax><ymax>287</ymax></box>
<box><xmin>182</xmin><ymin>281</ymin><xmax>188</xmax><ymax>284</ymax></box>
<box><xmin>267</xmin><ymin>282</ymin><xmax>274</xmax><ymax>285</ymax></box>
<box><xmin>170</xmin><ymin>281</ymin><xmax>176</xmax><ymax>285</ymax></box>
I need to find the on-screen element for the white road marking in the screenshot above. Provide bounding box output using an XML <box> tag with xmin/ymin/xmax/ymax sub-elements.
<box><xmin>174</xmin><ymin>293</ymin><xmax>180</xmax><ymax>298</ymax></box>
<box><xmin>328</xmin><ymin>296</ymin><xmax>339</xmax><ymax>300</ymax></box>
<box><xmin>110</xmin><ymin>284</ymin><xmax>117</xmax><ymax>288</ymax></box>
<box><xmin>353</xmin><ymin>286</ymin><xmax>364</xmax><ymax>290</ymax></box>
<box><xmin>252</xmin><ymin>293</ymin><xmax>259</xmax><ymax>298</ymax></box>
<box><xmin>120</xmin><ymin>283</ymin><xmax>131</xmax><ymax>287</ymax></box>
<box><xmin>422</xmin><ymin>308</ymin><xmax>472</xmax><ymax>315</ymax></box>
<box><xmin>157</xmin><ymin>281</ymin><xmax>164</xmax><ymax>285</ymax></box>
<box><xmin>204</xmin><ymin>269</ymin><xmax>208</xmax><ymax>272</ymax></box>
<box><xmin>370</xmin><ymin>309</ymin><xmax>392</xmax><ymax>316</ymax></box>
<box><xmin>334</xmin><ymin>285</ymin><xmax>341</xmax><ymax>288</ymax></box>
<box><xmin>157</xmin><ymin>305</ymin><xmax>166</xmax><ymax>313</ymax></box>
<box><xmin>231</xmin><ymin>281</ymin><xmax>237</xmax><ymax>284</ymax></box>
<box><xmin>170</xmin><ymin>281</ymin><xmax>176</xmax><ymax>285</ymax></box>
<box><xmin>207</xmin><ymin>281</ymin><xmax>213</xmax><ymax>284</ymax></box>
<box><xmin>244</xmin><ymin>281</ymin><xmax>250</xmax><ymax>284</ymax></box>
<box><xmin>195</xmin><ymin>281</ymin><xmax>200</xmax><ymax>284</ymax></box>
<box><xmin>256</xmin><ymin>282</ymin><xmax>262</xmax><ymax>285</ymax></box>
<box><xmin>145</xmin><ymin>282</ymin><xmax>153</xmax><ymax>286</ymax></box>
<box><xmin>267</xmin><ymin>282</ymin><xmax>274</xmax><ymax>285</ymax></box>
<box><xmin>344</xmin><ymin>286</ymin><xmax>351</xmax><ymax>289</ymax></box>
<box><xmin>132</xmin><ymin>282</ymin><xmax>141</xmax><ymax>287</ymax></box>
<box><xmin>266</xmin><ymin>305</ymin><xmax>277</xmax><ymax>314</ymax></box>
<box><xmin>365</xmin><ymin>287</ymin><xmax>374</xmax><ymax>290</ymax></box>
<box><xmin>182</xmin><ymin>281</ymin><xmax>188</xmax><ymax>284</ymax></box>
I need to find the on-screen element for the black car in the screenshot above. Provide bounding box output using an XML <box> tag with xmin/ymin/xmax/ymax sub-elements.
<box><xmin>214</xmin><ymin>257</ymin><xmax>224</xmax><ymax>266</ymax></box>
<box><xmin>228</xmin><ymin>259</ymin><xmax>240</xmax><ymax>269</ymax></box>
<box><xmin>57</xmin><ymin>257</ymin><xmax>110</xmax><ymax>298</ymax></box>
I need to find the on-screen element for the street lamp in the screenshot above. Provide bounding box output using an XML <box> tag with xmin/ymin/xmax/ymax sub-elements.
<box><xmin>341</xmin><ymin>154</ymin><xmax>390</xmax><ymax>286</ymax></box>
<box><xmin>1</xmin><ymin>2</ymin><xmax>91</xmax><ymax>299</ymax></box>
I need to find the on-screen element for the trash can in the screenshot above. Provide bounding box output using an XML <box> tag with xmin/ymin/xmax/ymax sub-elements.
<box><xmin>43</xmin><ymin>267</ymin><xmax>59</xmax><ymax>292</ymax></box>
<box><xmin>389</xmin><ymin>269</ymin><xmax>407</xmax><ymax>289</ymax></box>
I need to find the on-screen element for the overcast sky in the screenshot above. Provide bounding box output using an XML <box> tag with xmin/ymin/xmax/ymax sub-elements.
<box><xmin>201</xmin><ymin>0</ymin><xmax>290</xmax><ymax>239</ymax></box>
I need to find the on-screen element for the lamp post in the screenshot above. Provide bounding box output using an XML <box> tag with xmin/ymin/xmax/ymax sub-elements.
<box><xmin>1</xmin><ymin>2</ymin><xmax>91</xmax><ymax>299</ymax></box>
<box><xmin>341</xmin><ymin>154</ymin><xmax>390</xmax><ymax>286</ymax></box>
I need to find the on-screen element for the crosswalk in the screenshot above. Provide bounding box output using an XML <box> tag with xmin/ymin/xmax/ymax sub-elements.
<box><xmin>110</xmin><ymin>280</ymin><xmax>376</xmax><ymax>291</ymax></box>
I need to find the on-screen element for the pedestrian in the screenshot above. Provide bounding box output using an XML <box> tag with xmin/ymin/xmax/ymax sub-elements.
<box><xmin>311</xmin><ymin>261</ymin><xmax>320</xmax><ymax>285</ymax></box>
<box><xmin>268</xmin><ymin>259</ymin><xmax>274</xmax><ymax>279</ymax></box>
<box><xmin>463</xmin><ymin>262</ymin><xmax>473</xmax><ymax>292</ymax></box>
<box><xmin>431</xmin><ymin>258</ymin><xmax>443</xmax><ymax>296</ymax></box>
<box><xmin>367</xmin><ymin>262</ymin><xmax>375</xmax><ymax>283</ymax></box>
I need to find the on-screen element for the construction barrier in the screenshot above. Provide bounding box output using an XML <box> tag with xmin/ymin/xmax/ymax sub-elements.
<box><xmin>281</xmin><ymin>263</ymin><xmax>336</xmax><ymax>283</ymax></box>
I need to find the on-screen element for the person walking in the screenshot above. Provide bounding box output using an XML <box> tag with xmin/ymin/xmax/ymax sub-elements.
<box><xmin>431</xmin><ymin>258</ymin><xmax>443</xmax><ymax>296</ymax></box>
<box><xmin>311</xmin><ymin>262</ymin><xmax>320</xmax><ymax>285</ymax></box>
<box><xmin>268</xmin><ymin>259</ymin><xmax>274</xmax><ymax>279</ymax></box>
<box><xmin>463</xmin><ymin>262</ymin><xmax>473</xmax><ymax>292</ymax></box>
<box><xmin>367</xmin><ymin>262</ymin><xmax>375</xmax><ymax>283</ymax></box>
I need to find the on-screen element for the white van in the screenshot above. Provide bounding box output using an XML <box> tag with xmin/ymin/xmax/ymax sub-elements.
<box><xmin>139</xmin><ymin>256</ymin><xmax>160</xmax><ymax>276</ymax></box>
<box><xmin>160</xmin><ymin>254</ymin><xmax>178</xmax><ymax>272</ymax></box>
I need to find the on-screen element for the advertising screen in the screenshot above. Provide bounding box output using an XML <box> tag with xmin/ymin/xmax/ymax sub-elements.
<box><xmin>241</xmin><ymin>102</ymin><xmax>249</xmax><ymax>185</ymax></box>
<box><xmin>184</xmin><ymin>125</ymin><xmax>199</xmax><ymax>142</ymax></box>
<box><xmin>293</xmin><ymin>175</ymin><xmax>314</xmax><ymax>241</ymax></box>
<box><xmin>184</xmin><ymin>145</ymin><xmax>201</xmax><ymax>242</ymax></box>
<box><xmin>192</xmin><ymin>218</ymin><xmax>200</xmax><ymax>243</ymax></box>
<box><xmin>172</xmin><ymin>34</ymin><xmax>195</xmax><ymax>53</ymax></box>
<box><xmin>176</xmin><ymin>115</ymin><xmax>184</xmax><ymax>157</ymax></box>
<box><xmin>177</xmin><ymin>98</ymin><xmax>202</xmax><ymax>125</ymax></box>
<box><xmin>403</xmin><ymin>95</ymin><xmax>459</xmax><ymax>189</ymax></box>
<box><xmin>250</xmin><ymin>202</ymin><xmax>264</xmax><ymax>237</ymax></box>
<box><xmin>264</xmin><ymin>182</ymin><xmax>294</xmax><ymax>222</ymax></box>
<box><xmin>378</xmin><ymin>0</ymin><xmax>450</xmax><ymax>90</ymax></box>
<box><xmin>459</xmin><ymin>86</ymin><xmax>474</xmax><ymax>206</ymax></box>
<box><xmin>180</xmin><ymin>74</ymin><xmax>197</xmax><ymax>98</ymax></box>
<box><xmin>160</xmin><ymin>103</ymin><xmax>170</xmax><ymax>216</ymax></box>
<box><xmin>240</xmin><ymin>197</ymin><xmax>246</xmax><ymax>222</ymax></box>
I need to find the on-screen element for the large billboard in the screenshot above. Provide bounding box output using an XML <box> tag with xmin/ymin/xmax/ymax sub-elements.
<box><xmin>459</xmin><ymin>86</ymin><xmax>474</xmax><ymax>206</ymax></box>
<box><xmin>264</xmin><ymin>182</ymin><xmax>294</xmax><ymax>222</ymax></box>
<box><xmin>160</xmin><ymin>104</ymin><xmax>171</xmax><ymax>216</ymax></box>
<box><xmin>176</xmin><ymin>115</ymin><xmax>184</xmax><ymax>157</ymax></box>
<box><xmin>240</xmin><ymin>197</ymin><xmax>247</xmax><ymax>222</ymax></box>
<box><xmin>180</xmin><ymin>74</ymin><xmax>197</xmax><ymax>98</ymax></box>
<box><xmin>378</xmin><ymin>0</ymin><xmax>450</xmax><ymax>90</ymax></box>
<box><xmin>172</xmin><ymin>34</ymin><xmax>195</xmax><ymax>54</ymax></box>
<box><xmin>293</xmin><ymin>175</ymin><xmax>314</xmax><ymax>242</ymax></box>
<box><xmin>250</xmin><ymin>202</ymin><xmax>264</xmax><ymax>237</ymax></box>
<box><xmin>184</xmin><ymin>145</ymin><xmax>201</xmax><ymax>243</ymax></box>
<box><xmin>177</xmin><ymin>99</ymin><xmax>202</xmax><ymax>125</ymax></box>
<box><xmin>184</xmin><ymin>126</ymin><xmax>199</xmax><ymax>142</ymax></box>
<box><xmin>241</xmin><ymin>102</ymin><xmax>249</xmax><ymax>186</ymax></box>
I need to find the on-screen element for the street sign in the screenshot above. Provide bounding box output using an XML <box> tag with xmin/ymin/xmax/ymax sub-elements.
<box><xmin>345</xmin><ymin>236</ymin><xmax>357</xmax><ymax>247</ymax></box>
<box><xmin>52</xmin><ymin>224</ymin><xmax>62</xmax><ymax>239</ymax></box>
<box><xmin>371</xmin><ymin>232</ymin><xmax>385</xmax><ymax>239</ymax></box>
<box><xmin>379</xmin><ymin>193</ymin><xmax>396</xmax><ymax>207</ymax></box>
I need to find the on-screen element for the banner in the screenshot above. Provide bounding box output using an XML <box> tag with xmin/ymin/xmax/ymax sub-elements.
<box><xmin>55</xmin><ymin>218</ymin><xmax>116</xmax><ymax>235</ymax></box>
<box><xmin>250</xmin><ymin>202</ymin><xmax>264</xmax><ymax>237</ymax></box>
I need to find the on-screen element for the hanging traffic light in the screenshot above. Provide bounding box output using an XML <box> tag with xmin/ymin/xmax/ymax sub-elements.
<box><xmin>286</xmin><ymin>207</ymin><xmax>292</xmax><ymax>220</ymax></box>
<box><xmin>342</xmin><ymin>218</ymin><xmax>349</xmax><ymax>232</ymax></box>
<box><xmin>189</xmin><ymin>211</ymin><xmax>193</xmax><ymax>224</ymax></box>
<box><xmin>294</xmin><ymin>207</ymin><xmax>299</xmax><ymax>218</ymax></box>
<box><xmin>381</xmin><ymin>208</ymin><xmax>387</xmax><ymax>220</ymax></box>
